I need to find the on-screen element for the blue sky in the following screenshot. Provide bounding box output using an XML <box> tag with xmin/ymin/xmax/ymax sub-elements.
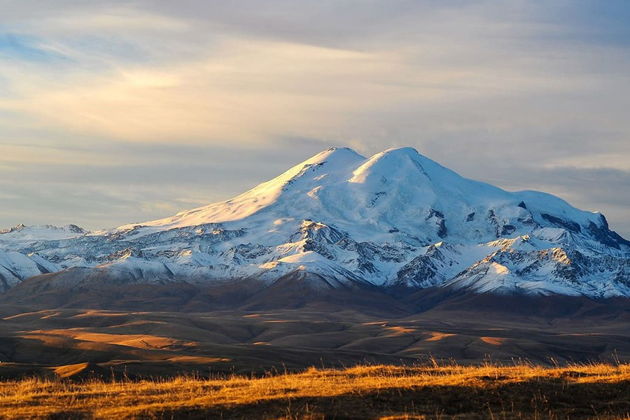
<box><xmin>0</xmin><ymin>0</ymin><xmax>629</xmax><ymax>236</ymax></box>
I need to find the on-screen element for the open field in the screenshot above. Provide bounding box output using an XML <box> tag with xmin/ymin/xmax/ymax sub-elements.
<box><xmin>0</xmin><ymin>298</ymin><xmax>628</xmax><ymax>418</ymax></box>
<box><xmin>0</xmin><ymin>363</ymin><xmax>629</xmax><ymax>419</ymax></box>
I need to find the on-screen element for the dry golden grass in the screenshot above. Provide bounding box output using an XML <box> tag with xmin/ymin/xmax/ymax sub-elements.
<box><xmin>0</xmin><ymin>363</ymin><xmax>629</xmax><ymax>419</ymax></box>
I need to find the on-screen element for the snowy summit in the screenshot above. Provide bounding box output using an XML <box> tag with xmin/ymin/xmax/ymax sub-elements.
<box><xmin>0</xmin><ymin>147</ymin><xmax>628</xmax><ymax>297</ymax></box>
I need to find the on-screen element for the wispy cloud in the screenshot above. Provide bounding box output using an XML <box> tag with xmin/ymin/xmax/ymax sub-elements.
<box><xmin>0</xmin><ymin>33</ymin><xmax>67</xmax><ymax>62</ymax></box>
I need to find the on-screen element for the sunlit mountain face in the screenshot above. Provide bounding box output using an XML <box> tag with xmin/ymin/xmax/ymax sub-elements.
<box><xmin>1</xmin><ymin>147</ymin><xmax>628</xmax><ymax>300</ymax></box>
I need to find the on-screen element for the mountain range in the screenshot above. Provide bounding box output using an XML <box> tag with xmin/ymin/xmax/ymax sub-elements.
<box><xmin>1</xmin><ymin>147</ymin><xmax>628</xmax><ymax>309</ymax></box>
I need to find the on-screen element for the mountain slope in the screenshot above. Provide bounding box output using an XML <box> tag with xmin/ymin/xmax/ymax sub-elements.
<box><xmin>1</xmin><ymin>147</ymin><xmax>628</xmax><ymax>300</ymax></box>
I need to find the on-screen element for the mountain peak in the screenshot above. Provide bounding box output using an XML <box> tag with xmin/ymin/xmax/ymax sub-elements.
<box><xmin>1</xmin><ymin>146</ymin><xmax>628</xmax><ymax>299</ymax></box>
<box><xmin>121</xmin><ymin>146</ymin><xmax>620</xmax><ymax>242</ymax></box>
<box><xmin>300</xmin><ymin>146</ymin><xmax>365</xmax><ymax>167</ymax></box>
<box><xmin>350</xmin><ymin>147</ymin><xmax>429</xmax><ymax>184</ymax></box>
<box><xmin>381</xmin><ymin>146</ymin><xmax>422</xmax><ymax>156</ymax></box>
<box><xmin>0</xmin><ymin>224</ymin><xmax>87</xmax><ymax>240</ymax></box>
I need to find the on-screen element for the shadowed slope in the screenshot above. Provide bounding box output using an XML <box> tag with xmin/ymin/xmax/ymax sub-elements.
<box><xmin>0</xmin><ymin>302</ymin><xmax>629</xmax><ymax>381</ymax></box>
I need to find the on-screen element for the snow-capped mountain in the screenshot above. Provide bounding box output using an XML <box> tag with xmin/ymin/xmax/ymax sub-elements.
<box><xmin>1</xmin><ymin>147</ymin><xmax>628</xmax><ymax>297</ymax></box>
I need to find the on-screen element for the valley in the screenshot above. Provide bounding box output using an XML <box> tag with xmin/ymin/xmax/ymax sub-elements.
<box><xmin>0</xmin><ymin>296</ymin><xmax>628</xmax><ymax>380</ymax></box>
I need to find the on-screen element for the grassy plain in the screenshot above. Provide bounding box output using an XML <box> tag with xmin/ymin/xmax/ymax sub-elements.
<box><xmin>1</xmin><ymin>301</ymin><xmax>629</xmax><ymax>418</ymax></box>
<box><xmin>0</xmin><ymin>363</ymin><xmax>629</xmax><ymax>419</ymax></box>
